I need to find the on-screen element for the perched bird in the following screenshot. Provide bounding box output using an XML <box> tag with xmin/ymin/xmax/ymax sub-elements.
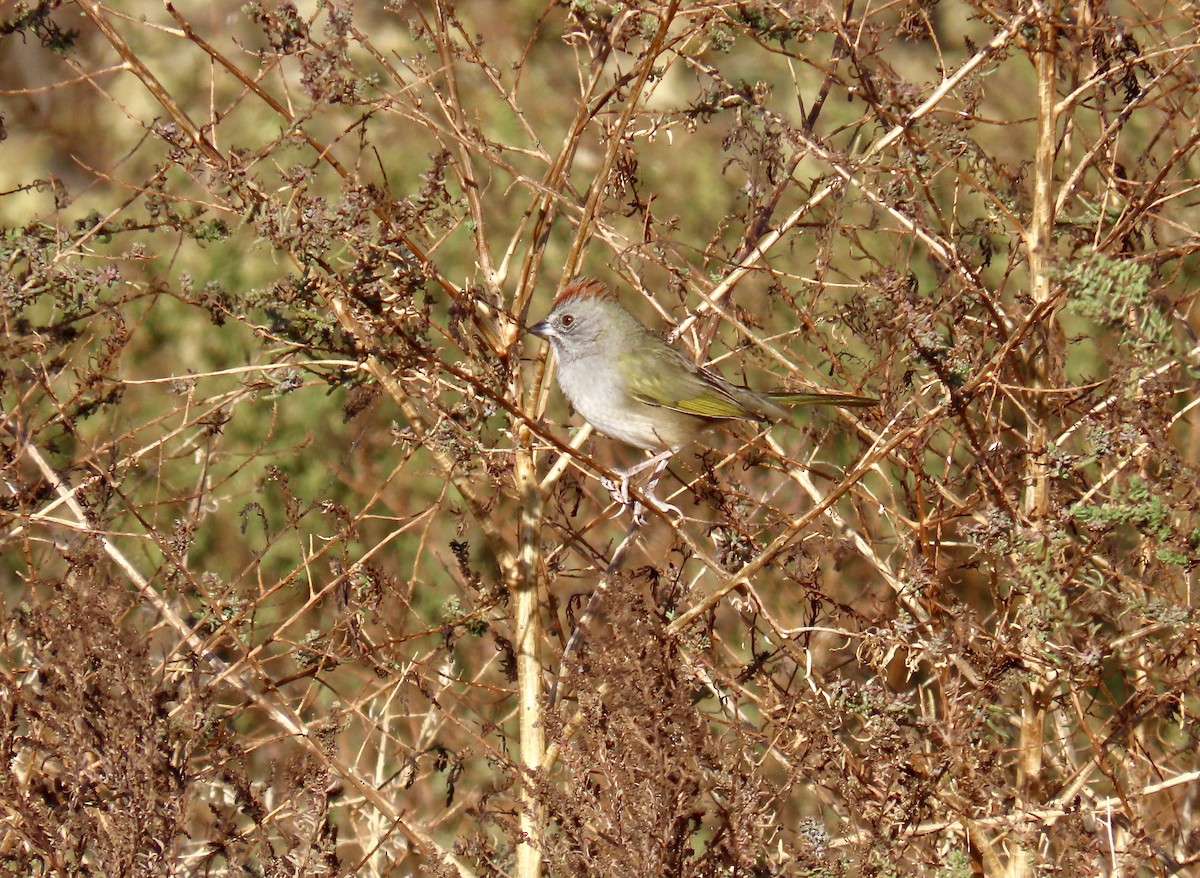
<box><xmin>528</xmin><ymin>277</ymin><xmax>875</xmax><ymax>518</ymax></box>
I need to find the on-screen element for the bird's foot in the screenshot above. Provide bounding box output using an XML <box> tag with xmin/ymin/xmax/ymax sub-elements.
<box><xmin>631</xmin><ymin>496</ymin><xmax>684</xmax><ymax>526</ymax></box>
<box><xmin>602</xmin><ymin>476</ymin><xmax>682</xmax><ymax>524</ymax></box>
<box><xmin>603</xmin><ymin>452</ymin><xmax>683</xmax><ymax>523</ymax></box>
<box><xmin>601</xmin><ymin>475</ymin><xmax>631</xmax><ymax>506</ymax></box>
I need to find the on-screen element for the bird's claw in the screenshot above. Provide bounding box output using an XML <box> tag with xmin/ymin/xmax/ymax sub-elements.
<box><xmin>660</xmin><ymin>501</ymin><xmax>685</xmax><ymax>521</ymax></box>
<box><xmin>601</xmin><ymin>475</ymin><xmax>630</xmax><ymax>506</ymax></box>
<box><xmin>631</xmin><ymin>497</ymin><xmax>684</xmax><ymax>526</ymax></box>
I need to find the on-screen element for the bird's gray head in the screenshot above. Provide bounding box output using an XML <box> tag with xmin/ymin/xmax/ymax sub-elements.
<box><xmin>527</xmin><ymin>278</ymin><xmax>637</xmax><ymax>361</ymax></box>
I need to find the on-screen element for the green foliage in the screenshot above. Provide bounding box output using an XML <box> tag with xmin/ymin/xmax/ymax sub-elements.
<box><xmin>1074</xmin><ymin>476</ymin><xmax>1173</xmax><ymax>538</ymax></box>
<box><xmin>937</xmin><ymin>850</ymin><xmax>973</xmax><ymax>878</ymax></box>
<box><xmin>0</xmin><ymin>0</ymin><xmax>78</xmax><ymax>52</ymax></box>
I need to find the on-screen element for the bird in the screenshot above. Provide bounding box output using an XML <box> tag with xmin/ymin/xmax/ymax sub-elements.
<box><xmin>528</xmin><ymin>277</ymin><xmax>875</xmax><ymax>520</ymax></box>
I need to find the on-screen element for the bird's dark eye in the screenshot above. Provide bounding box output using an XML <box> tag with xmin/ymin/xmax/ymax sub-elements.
<box><xmin>560</xmin><ymin>313</ymin><xmax>575</xmax><ymax>329</ymax></box>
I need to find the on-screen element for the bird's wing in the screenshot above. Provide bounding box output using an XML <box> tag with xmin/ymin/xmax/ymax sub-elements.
<box><xmin>620</xmin><ymin>346</ymin><xmax>749</xmax><ymax>419</ymax></box>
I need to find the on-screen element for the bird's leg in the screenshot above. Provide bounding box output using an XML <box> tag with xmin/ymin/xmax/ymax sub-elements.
<box><xmin>636</xmin><ymin>453</ymin><xmax>683</xmax><ymax>524</ymax></box>
<box><xmin>601</xmin><ymin>450</ymin><xmax>683</xmax><ymax>523</ymax></box>
<box><xmin>601</xmin><ymin>449</ymin><xmax>672</xmax><ymax>505</ymax></box>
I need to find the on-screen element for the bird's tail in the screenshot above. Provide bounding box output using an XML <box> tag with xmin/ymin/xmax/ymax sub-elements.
<box><xmin>767</xmin><ymin>389</ymin><xmax>877</xmax><ymax>408</ymax></box>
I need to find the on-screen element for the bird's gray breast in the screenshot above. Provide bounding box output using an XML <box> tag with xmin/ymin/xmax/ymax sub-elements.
<box><xmin>555</xmin><ymin>350</ymin><xmax>702</xmax><ymax>452</ymax></box>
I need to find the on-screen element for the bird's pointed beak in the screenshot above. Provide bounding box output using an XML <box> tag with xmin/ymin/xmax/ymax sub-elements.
<box><xmin>527</xmin><ymin>319</ymin><xmax>552</xmax><ymax>338</ymax></box>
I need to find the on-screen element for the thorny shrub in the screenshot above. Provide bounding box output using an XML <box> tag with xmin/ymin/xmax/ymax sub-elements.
<box><xmin>1</xmin><ymin>0</ymin><xmax>1198</xmax><ymax>876</ymax></box>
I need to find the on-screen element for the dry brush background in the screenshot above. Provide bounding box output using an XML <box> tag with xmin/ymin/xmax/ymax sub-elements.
<box><xmin>1</xmin><ymin>0</ymin><xmax>1199</xmax><ymax>875</ymax></box>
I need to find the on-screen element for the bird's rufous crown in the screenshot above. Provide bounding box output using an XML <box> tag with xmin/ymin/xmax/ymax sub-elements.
<box><xmin>552</xmin><ymin>277</ymin><xmax>610</xmax><ymax>309</ymax></box>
